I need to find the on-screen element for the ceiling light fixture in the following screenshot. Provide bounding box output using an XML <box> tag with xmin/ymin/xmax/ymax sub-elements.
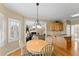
<box><xmin>32</xmin><ymin>3</ymin><xmax>42</xmax><ymax>29</ymax></box>
<box><xmin>72</xmin><ymin>13</ymin><xmax>79</xmax><ymax>17</ymax></box>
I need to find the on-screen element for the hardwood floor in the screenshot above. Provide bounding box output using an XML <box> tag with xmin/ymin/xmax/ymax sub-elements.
<box><xmin>7</xmin><ymin>45</ymin><xmax>72</xmax><ymax>56</ymax></box>
<box><xmin>53</xmin><ymin>45</ymin><xmax>72</xmax><ymax>56</ymax></box>
<box><xmin>7</xmin><ymin>40</ymin><xmax>79</xmax><ymax>56</ymax></box>
<box><xmin>8</xmin><ymin>49</ymin><xmax>21</xmax><ymax>56</ymax></box>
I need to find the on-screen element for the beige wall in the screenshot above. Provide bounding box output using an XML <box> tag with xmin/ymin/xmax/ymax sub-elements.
<box><xmin>1</xmin><ymin>3</ymin><xmax>79</xmax><ymax>55</ymax></box>
<box><xmin>0</xmin><ymin>4</ymin><xmax>24</xmax><ymax>56</ymax></box>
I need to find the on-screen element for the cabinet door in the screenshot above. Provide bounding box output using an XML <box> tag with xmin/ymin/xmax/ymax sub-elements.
<box><xmin>64</xmin><ymin>36</ymin><xmax>71</xmax><ymax>50</ymax></box>
<box><xmin>48</xmin><ymin>22</ymin><xmax>63</xmax><ymax>31</ymax></box>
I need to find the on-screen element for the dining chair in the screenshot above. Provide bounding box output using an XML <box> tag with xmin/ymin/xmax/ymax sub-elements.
<box><xmin>19</xmin><ymin>39</ymin><xmax>36</xmax><ymax>56</ymax></box>
<box><xmin>19</xmin><ymin>40</ymin><xmax>29</xmax><ymax>56</ymax></box>
<box><xmin>45</xmin><ymin>35</ymin><xmax>54</xmax><ymax>44</ymax></box>
<box><xmin>40</xmin><ymin>44</ymin><xmax>54</xmax><ymax>56</ymax></box>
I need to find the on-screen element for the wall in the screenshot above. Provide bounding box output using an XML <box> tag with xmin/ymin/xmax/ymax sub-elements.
<box><xmin>0</xmin><ymin>4</ymin><xmax>24</xmax><ymax>56</ymax></box>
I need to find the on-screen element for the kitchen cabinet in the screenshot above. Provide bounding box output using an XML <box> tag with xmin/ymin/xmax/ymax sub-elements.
<box><xmin>64</xmin><ymin>36</ymin><xmax>71</xmax><ymax>50</ymax></box>
<box><xmin>48</xmin><ymin>21</ymin><xmax>63</xmax><ymax>31</ymax></box>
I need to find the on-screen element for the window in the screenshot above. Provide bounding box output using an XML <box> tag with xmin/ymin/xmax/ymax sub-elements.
<box><xmin>66</xmin><ymin>24</ymin><xmax>79</xmax><ymax>40</ymax></box>
<box><xmin>0</xmin><ymin>13</ymin><xmax>4</xmax><ymax>47</ymax></box>
<box><xmin>71</xmin><ymin>24</ymin><xmax>79</xmax><ymax>40</ymax></box>
<box><xmin>66</xmin><ymin>24</ymin><xmax>71</xmax><ymax>36</ymax></box>
<box><xmin>8</xmin><ymin>18</ymin><xmax>21</xmax><ymax>42</ymax></box>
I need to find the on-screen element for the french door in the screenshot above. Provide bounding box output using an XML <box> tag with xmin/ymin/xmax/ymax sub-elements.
<box><xmin>71</xmin><ymin>24</ymin><xmax>79</xmax><ymax>52</ymax></box>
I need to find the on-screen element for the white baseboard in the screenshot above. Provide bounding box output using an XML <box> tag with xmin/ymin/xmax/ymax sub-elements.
<box><xmin>5</xmin><ymin>47</ymin><xmax>20</xmax><ymax>56</ymax></box>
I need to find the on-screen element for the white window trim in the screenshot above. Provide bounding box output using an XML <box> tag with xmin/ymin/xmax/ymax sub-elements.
<box><xmin>8</xmin><ymin>18</ymin><xmax>21</xmax><ymax>42</ymax></box>
<box><xmin>0</xmin><ymin>13</ymin><xmax>4</xmax><ymax>47</ymax></box>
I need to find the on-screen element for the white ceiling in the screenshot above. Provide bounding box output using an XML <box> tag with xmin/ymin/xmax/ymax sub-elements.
<box><xmin>4</xmin><ymin>3</ymin><xmax>79</xmax><ymax>20</ymax></box>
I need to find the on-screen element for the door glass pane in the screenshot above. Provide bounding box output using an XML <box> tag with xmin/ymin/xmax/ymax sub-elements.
<box><xmin>71</xmin><ymin>24</ymin><xmax>79</xmax><ymax>53</ymax></box>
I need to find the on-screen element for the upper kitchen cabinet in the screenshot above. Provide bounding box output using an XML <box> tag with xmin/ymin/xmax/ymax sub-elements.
<box><xmin>48</xmin><ymin>21</ymin><xmax>63</xmax><ymax>31</ymax></box>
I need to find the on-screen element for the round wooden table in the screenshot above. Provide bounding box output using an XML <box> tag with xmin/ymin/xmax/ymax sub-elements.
<box><xmin>26</xmin><ymin>39</ymin><xmax>48</xmax><ymax>54</ymax></box>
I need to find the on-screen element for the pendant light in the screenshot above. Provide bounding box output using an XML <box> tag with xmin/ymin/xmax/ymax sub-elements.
<box><xmin>32</xmin><ymin>3</ymin><xmax>42</xmax><ymax>29</ymax></box>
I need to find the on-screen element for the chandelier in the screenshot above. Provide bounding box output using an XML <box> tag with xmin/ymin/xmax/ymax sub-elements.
<box><xmin>32</xmin><ymin>3</ymin><xmax>42</xmax><ymax>29</ymax></box>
